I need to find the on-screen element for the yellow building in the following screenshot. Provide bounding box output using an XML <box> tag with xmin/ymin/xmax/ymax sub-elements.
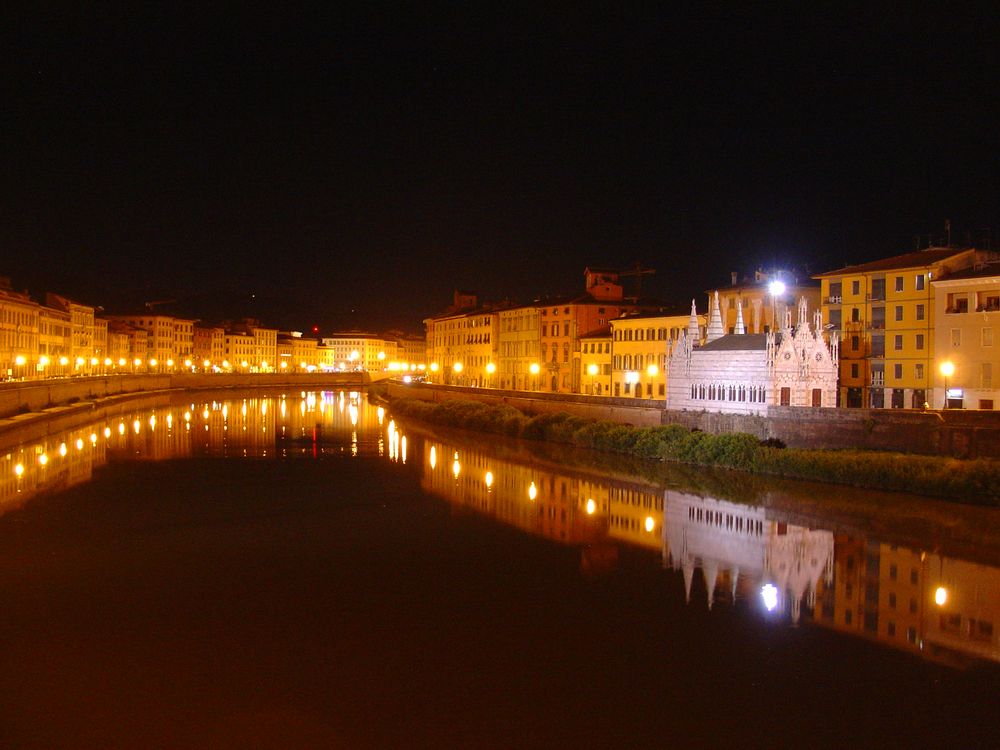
<box><xmin>277</xmin><ymin>332</ymin><xmax>320</xmax><ymax>372</ymax></box>
<box><xmin>814</xmin><ymin>247</ymin><xmax>988</xmax><ymax>408</ymax></box>
<box><xmin>930</xmin><ymin>259</ymin><xmax>1000</xmax><ymax>409</ymax></box>
<box><xmin>321</xmin><ymin>333</ymin><xmax>396</xmax><ymax>373</ymax></box>
<box><xmin>610</xmin><ymin>310</ymin><xmax>697</xmax><ymax>400</ymax></box>
<box><xmin>497</xmin><ymin>304</ymin><xmax>541</xmax><ymax>391</ymax></box>
<box><xmin>578</xmin><ymin>327</ymin><xmax>611</xmax><ymax>395</ymax></box>
<box><xmin>46</xmin><ymin>293</ymin><xmax>96</xmax><ymax>374</ymax></box>
<box><xmin>38</xmin><ymin>305</ymin><xmax>71</xmax><ymax>374</ymax></box>
<box><xmin>0</xmin><ymin>278</ymin><xmax>41</xmax><ymax>379</ymax></box>
<box><xmin>711</xmin><ymin>270</ymin><xmax>820</xmax><ymax>335</ymax></box>
<box><xmin>172</xmin><ymin>318</ymin><xmax>195</xmax><ymax>367</ymax></box>
<box><xmin>223</xmin><ymin>331</ymin><xmax>255</xmax><ymax>370</ymax></box>
<box><xmin>107</xmin><ymin>314</ymin><xmax>176</xmax><ymax>371</ymax></box>
<box><xmin>424</xmin><ymin>292</ymin><xmax>502</xmax><ymax>387</ymax></box>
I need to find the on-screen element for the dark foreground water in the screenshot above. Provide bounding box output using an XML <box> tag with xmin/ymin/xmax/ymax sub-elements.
<box><xmin>1</xmin><ymin>390</ymin><xmax>998</xmax><ymax>748</ymax></box>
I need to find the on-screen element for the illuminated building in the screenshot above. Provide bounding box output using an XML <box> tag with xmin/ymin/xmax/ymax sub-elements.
<box><xmin>423</xmin><ymin>292</ymin><xmax>504</xmax><ymax>386</ymax></box>
<box><xmin>610</xmin><ymin>309</ymin><xmax>696</xmax><ymax>399</ymax></box>
<box><xmin>710</xmin><ymin>269</ymin><xmax>820</xmax><ymax>335</ymax></box>
<box><xmin>497</xmin><ymin>304</ymin><xmax>540</xmax><ymax>390</ymax></box>
<box><xmin>106</xmin><ymin>314</ymin><xmax>176</xmax><ymax>371</ymax></box>
<box><xmin>814</xmin><ymin>247</ymin><xmax>994</xmax><ymax>408</ymax></box>
<box><xmin>105</xmin><ymin>322</ymin><xmax>133</xmax><ymax>369</ymax></box>
<box><xmin>667</xmin><ymin>294</ymin><xmax>838</xmax><ymax>414</ymax></box>
<box><xmin>321</xmin><ymin>333</ymin><xmax>397</xmax><ymax>372</ymax></box>
<box><xmin>37</xmin><ymin>304</ymin><xmax>71</xmax><ymax>373</ymax></box>
<box><xmin>224</xmin><ymin>330</ymin><xmax>254</xmax><ymax>370</ymax></box>
<box><xmin>171</xmin><ymin>318</ymin><xmax>196</xmax><ymax>366</ymax></box>
<box><xmin>46</xmin><ymin>293</ymin><xmax>96</xmax><ymax>375</ymax></box>
<box><xmin>277</xmin><ymin>331</ymin><xmax>320</xmax><ymax>371</ymax></box>
<box><xmin>0</xmin><ymin>277</ymin><xmax>41</xmax><ymax>379</ymax></box>
<box><xmin>193</xmin><ymin>325</ymin><xmax>226</xmax><ymax>370</ymax></box>
<box><xmin>929</xmin><ymin>259</ymin><xmax>1000</xmax><ymax>409</ymax></box>
<box><xmin>577</xmin><ymin>326</ymin><xmax>611</xmax><ymax>395</ymax></box>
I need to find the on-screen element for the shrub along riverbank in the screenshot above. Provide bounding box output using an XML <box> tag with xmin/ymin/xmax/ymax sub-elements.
<box><xmin>388</xmin><ymin>397</ymin><xmax>1000</xmax><ymax>506</ymax></box>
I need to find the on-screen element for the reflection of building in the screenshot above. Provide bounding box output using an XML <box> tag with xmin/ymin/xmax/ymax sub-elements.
<box><xmin>607</xmin><ymin>483</ymin><xmax>663</xmax><ymax>550</ymax></box>
<box><xmin>663</xmin><ymin>490</ymin><xmax>834</xmax><ymax>620</ymax></box>
<box><xmin>419</xmin><ymin>441</ymin><xmax>609</xmax><ymax>547</ymax></box>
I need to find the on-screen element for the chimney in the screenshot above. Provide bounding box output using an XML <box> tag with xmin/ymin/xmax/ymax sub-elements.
<box><xmin>731</xmin><ymin>271</ymin><xmax>738</xmax><ymax>286</ymax></box>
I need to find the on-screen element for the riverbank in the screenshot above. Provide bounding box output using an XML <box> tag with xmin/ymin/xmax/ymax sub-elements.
<box><xmin>387</xmin><ymin>396</ymin><xmax>1000</xmax><ymax>506</ymax></box>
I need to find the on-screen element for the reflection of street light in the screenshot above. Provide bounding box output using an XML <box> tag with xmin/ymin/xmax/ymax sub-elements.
<box><xmin>934</xmin><ymin>586</ymin><xmax>948</xmax><ymax>606</ymax></box>
<box><xmin>939</xmin><ymin>360</ymin><xmax>954</xmax><ymax>409</ymax></box>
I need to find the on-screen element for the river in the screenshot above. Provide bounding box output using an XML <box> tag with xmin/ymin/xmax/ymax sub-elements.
<box><xmin>1</xmin><ymin>389</ymin><xmax>997</xmax><ymax>748</ymax></box>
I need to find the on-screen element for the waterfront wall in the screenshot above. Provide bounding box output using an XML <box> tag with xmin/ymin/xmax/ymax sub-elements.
<box><xmin>0</xmin><ymin>372</ymin><xmax>370</xmax><ymax>420</ymax></box>
<box><xmin>386</xmin><ymin>382</ymin><xmax>1000</xmax><ymax>459</ymax></box>
<box><xmin>385</xmin><ymin>382</ymin><xmax>665</xmax><ymax>427</ymax></box>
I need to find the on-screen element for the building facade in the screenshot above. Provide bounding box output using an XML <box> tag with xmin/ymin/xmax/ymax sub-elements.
<box><xmin>815</xmin><ymin>247</ymin><xmax>992</xmax><ymax>408</ymax></box>
<box><xmin>930</xmin><ymin>259</ymin><xmax>1000</xmax><ymax>409</ymax></box>
<box><xmin>667</xmin><ymin>294</ymin><xmax>839</xmax><ymax>415</ymax></box>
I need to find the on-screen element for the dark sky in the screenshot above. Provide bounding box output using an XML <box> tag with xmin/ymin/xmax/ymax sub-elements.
<box><xmin>3</xmin><ymin>6</ymin><xmax>998</xmax><ymax>332</ymax></box>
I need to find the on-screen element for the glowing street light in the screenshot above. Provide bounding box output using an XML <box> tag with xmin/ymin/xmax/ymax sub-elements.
<box><xmin>768</xmin><ymin>278</ymin><xmax>786</xmax><ymax>332</ymax></box>
<box><xmin>485</xmin><ymin>361</ymin><xmax>496</xmax><ymax>388</ymax></box>
<box><xmin>587</xmin><ymin>362</ymin><xmax>599</xmax><ymax>394</ymax></box>
<box><xmin>939</xmin><ymin>360</ymin><xmax>955</xmax><ymax>408</ymax></box>
<box><xmin>934</xmin><ymin>586</ymin><xmax>948</xmax><ymax>606</ymax></box>
<box><xmin>529</xmin><ymin>361</ymin><xmax>540</xmax><ymax>391</ymax></box>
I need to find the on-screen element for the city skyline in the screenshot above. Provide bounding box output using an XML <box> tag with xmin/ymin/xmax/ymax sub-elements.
<box><xmin>4</xmin><ymin>7</ymin><xmax>997</xmax><ymax>331</ymax></box>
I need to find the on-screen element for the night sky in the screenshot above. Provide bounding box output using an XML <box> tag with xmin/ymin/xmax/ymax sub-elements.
<box><xmin>3</xmin><ymin>6</ymin><xmax>997</xmax><ymax>332</ymax></box>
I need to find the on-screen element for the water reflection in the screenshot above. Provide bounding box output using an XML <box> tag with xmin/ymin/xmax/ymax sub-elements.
<box><xmin>418</xmin><ymin>434</ymin><xmax>1000</xmax><ymax>670</ymax></box>
<box><xmin>1</xmin><ymin>390</ymin><xmax>997</xmax><ymax>671</ymax></box>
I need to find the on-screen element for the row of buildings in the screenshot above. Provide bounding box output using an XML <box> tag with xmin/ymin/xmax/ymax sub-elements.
<box><xmin>424</xmin><ymin>247</ymin><xmax>1000</xmax><ymax>410</ymax></box>
<box><xmin>0</xmin><ymin>277</ymin><xmax>425</xmax><ymax>378</ymax></box>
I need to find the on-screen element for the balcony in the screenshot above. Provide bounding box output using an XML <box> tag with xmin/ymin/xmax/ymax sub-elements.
<box><xmin>827</xmin><ymin>295</ymin><xmax>842</xmax><ymax>304</ymax></box>
<box><xmin>870</xmin><ymin>373</ymin><xmax>885</xmax><ymax>387</ymax></box>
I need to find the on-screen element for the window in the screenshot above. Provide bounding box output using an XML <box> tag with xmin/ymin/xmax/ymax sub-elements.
<box><xmin>915</xmin><ymin>334</ymin><xmax>924</xmax><ymax>350</ymax></box>
<box><xmin>851</xmin><ymin>335</ymin><xmax>860</xmax><ymax>351</ymax></box>
<box><xmin>951</xmin><ymin>329</ymin><xmax>961</xmax><ymax>347</ymax></box>
<box><xmin>851</xmin><ymin>280</ymin><xmax>860</xmax><ymax>295</ymax></box>
<box><xmin>895</xmin><ymin>276</ymin><xmax>904</xmax><ymax>292</ymax></box>
<box><xmin>983</xmin><ymin>363</ymin><xmax>993</xmax><ymax>389</ymax></box>
<box><xmin>916</xmin><ymin>304</ymin><xmax>925</xmax><ymax>321</ymax></box>
<box><xmin>894</xmin><ymin>363</ymin><xmax>902</xmax><ymax>379</ymax></box>
<box><xmin>915</xmin><ymin>363</ymin><xmax>924</xmax><ymax>380</ymax></box>
<box><xmin>915</xmin><ymin>274</ymin><xmax>925</xmax><ymax>291</ymax></box>
<box><xmin>983</xmin><ymin>328</ymin><xmax>994</xmax><ymax>347</ymax></box>
<box><xmin>563</xmin><ymin>323</ymin><xmax>569</xmax><ymax>336</ymax></box>
<box><xmin>895</xmin><ymin>305</ymin><xmax>903</xmax><ymax>321</ymax></box>
<box><xmin>829</xmin><ymin>309</ymin><xmax>842</xmax><ymax>328</ymax></box>
<box><xmin>851</xmin><ymin>363</ymin><xmax>859</xmax><ymax>378</ymax></box>
<box><xmin>851</xmin><ymin>307</ymin><xmax>860</xmax><ymax>322</ymax></box>
<box><xmin>894</xmin><ymin>334</ymin><xmax>903</xmax><ymax>350</ymax></box>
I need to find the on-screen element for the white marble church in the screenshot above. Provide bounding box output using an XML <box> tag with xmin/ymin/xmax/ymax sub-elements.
<box><xmin>666</xmin><ymin>292</ymin><xmax>839</xmax><ymax>415</ymax></box>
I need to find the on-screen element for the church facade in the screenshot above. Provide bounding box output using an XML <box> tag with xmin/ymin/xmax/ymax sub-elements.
<box><xmin>666</xmin><ymin>292</ymin><xmax>839</xmax><ymax>415</ymax></box>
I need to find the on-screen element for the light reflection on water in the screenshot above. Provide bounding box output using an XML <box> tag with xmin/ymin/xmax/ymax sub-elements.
<box><xmin>2</xmin><ymin>390</ymin><xmax>998</xmax><ymax>671</ymax></box>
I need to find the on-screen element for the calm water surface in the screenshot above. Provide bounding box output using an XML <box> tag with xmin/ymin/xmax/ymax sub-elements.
<box><xmin>1</xmin><ymin>390</ymin><xmax>998</xmax><ymax>748</ymax></box>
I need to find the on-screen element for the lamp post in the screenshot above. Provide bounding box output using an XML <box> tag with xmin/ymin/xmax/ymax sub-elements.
<box><xmin>529</xmin><ymin>362</ymin><xmax>540</xmax><ymax>392</ymax></box>
<box><xmin>453</xmin><ymin>361</ymin><xmax>463</xmax><ymax>386</ymax></box>
<box><xmin>939</xmin><ymin>360</ymin><xmax>954</xmax><ymax>409</ymax></box>
<box><xmin>646</xmin><ymin>363</ymin><xmax>659</xmax><ymax>399</ymax></box>
<box><xmin>587</xmin><ymin>363</ymin><xmax>599</xmax><ymax>395</ymax></box>
<box><xmin>485</xmin><ymin>361</ymin><xmax>496</xmax><ymax>388</ymax></box>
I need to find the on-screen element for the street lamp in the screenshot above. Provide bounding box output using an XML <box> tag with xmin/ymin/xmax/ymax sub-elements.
<box><xmin>485</xmin><ymin>361</ymin><xmax>496</xmax><ymax>388</ymax></box>
<box><xmin>587</xmin><ymin>363</ymin><xmax>599</xmax><ymax>394</ymax></box>
<box><xmin>452</xmin><ymin>361</ymin><xmax>463</xmax><ymax>386</ymax></box>
<box><xmin>529</xmin><ymin>362</ymin><xmax>540</xmax><ymax>391</ymax></box>
<box><xmin>939</xmin><ymin>360</ymin><xmax>955</xmax><ymax>409</ymax></box>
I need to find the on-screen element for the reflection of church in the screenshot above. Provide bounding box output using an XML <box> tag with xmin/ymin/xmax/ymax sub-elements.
<box><xmin>662</xmin><ymin>490</ymin><xmax>835</xmax><ymax>622</ymax></box>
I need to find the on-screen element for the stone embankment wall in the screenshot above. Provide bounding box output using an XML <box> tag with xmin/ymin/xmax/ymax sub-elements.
<box><xmin>0</xmin><ymin>372</ymin><xmax>370</xmax><ymax>420</ymax></box>
<box><xmin>386</xmin><ymin>382</ymin><xmax>665</xmax><ymax>427</ymax></box>
<box><xmin>387</xmin><ymin>382</ymin><xmax>1000</xmax><ymax>459</ymax></box>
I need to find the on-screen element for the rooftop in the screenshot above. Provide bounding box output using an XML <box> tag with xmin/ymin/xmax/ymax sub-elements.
<box><xmin>813</xmin><ymin>247</ymin><xmax>974</xmax><ymax>277</ymax></box>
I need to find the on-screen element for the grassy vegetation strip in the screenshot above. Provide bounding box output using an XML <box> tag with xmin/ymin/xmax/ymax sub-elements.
<box><xmin>389</xmin><ymin>398</ymin><xmax>1000</xmax><ymax>506</ymax></box>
